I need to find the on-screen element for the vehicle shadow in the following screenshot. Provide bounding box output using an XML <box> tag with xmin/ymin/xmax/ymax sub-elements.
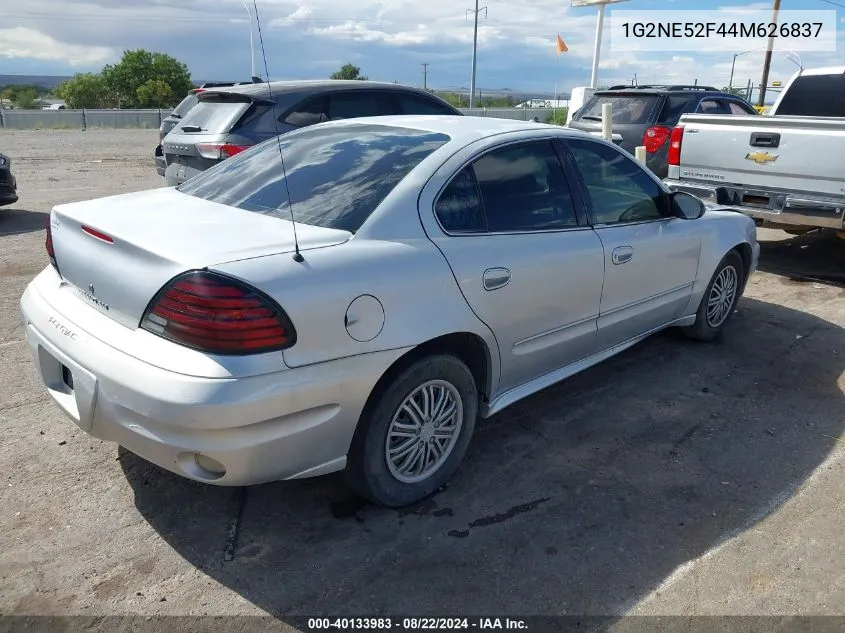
<box><xmin>756</xmin><ymin>229</ymin><xmax>845</xmax><ymax>285</ymax></box>
<box><xmin>0</xmin><ymin>209</ymin><xmax>49</xmax><ymax>237</ymax></box>
<box><xmin>119</xmin><ymin>296</ymin><xmax>844</xmax><ymax>619</ymax></box>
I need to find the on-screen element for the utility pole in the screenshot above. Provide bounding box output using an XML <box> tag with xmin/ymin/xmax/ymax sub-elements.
<box><xmin>466</xmin><ymin>0</ymin><xmax>487</xmax><ymax>108</ymax></box>
<box><xmin>422</xmin><ymin>63</ymin><xmax>429</xmax><ymax>90</ymax></box>
<box><xmin>758</xmin><ymin>0</ymin><xmax>781</xmax><ymax>107</ymax></box>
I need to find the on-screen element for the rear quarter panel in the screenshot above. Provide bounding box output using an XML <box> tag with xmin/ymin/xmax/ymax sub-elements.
<box><xmin>213</xmin><ymin>236</ymin><xmax>502</xmax><ymax>397</ymax></box>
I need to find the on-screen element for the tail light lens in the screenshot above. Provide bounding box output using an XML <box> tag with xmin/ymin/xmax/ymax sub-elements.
<box><xmin>140</xmin><ymin>270</ymin><xmax>296</xmax><ymax>355</ymax></box>
<box><xmin>45</xmin><ymin>217</ymin><xmax>58</xmax><ymax>271</ymax></box>
<box><xmin>196</xmin><ymin>143</ymin><xmax>252</xmax><ymax>160</ymax></box>
<box><xmin>642</xmin><ymin>126</ymin><xmax>671</xmax><ymax>153</ymax></box>
<box><xmin>667</xmin><ymin>126</ymin><xmax>684</xmax><ymax>166</ymax></box>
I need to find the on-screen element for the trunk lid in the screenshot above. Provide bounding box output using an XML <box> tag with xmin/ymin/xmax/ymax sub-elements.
<box><xmin>49</xmin><ymin>187</ymin><xmax>350</xmax><ymax>329</ymax></box>
<box><xmin>677</xmin><ymin>114</ymin><xmax>845</xmax><ymax>196</ymax></box>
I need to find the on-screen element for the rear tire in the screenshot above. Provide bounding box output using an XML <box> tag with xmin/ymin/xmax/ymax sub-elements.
<box><xmin>682</xmin><ymin>250</ymin><xmax>744</xmax><ymax>343</ymax></box>
<box><xmin>345</xmin><ymin>354</ymin><xmax>478</xmax><ymax>508</ymax></box>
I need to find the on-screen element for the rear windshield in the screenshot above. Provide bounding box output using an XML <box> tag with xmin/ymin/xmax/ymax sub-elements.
<box><xmin>177</xmin><ymin>124</ymin><xmax>449</xmax><ymax>233</ymax></box>
<box><xmin>172</xmin><ymin>93</ymin><xmax>199</xmax><ymax>118</ymax></box>
<box><xmin>776</xmin><ymin>74</ymin><xmax>845</xmax><ymax>117</ymax></box>
<box><xmin>175</xmin><ymin>100</ymin><xmax>250</xmax><ymax>134</ymax></box>
<box><xmin>577</xmin><ymin>94</ymin><xmax>660</xmax><ymax>124</ymax></box>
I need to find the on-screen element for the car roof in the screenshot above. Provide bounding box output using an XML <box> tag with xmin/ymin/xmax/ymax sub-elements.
<box><xmin>595</xmin><ymin>85</ymin><xmax>724</xmax><ymax>96</ymax></box>
<box><xmin>204</xmin><ymin>79</ymin><xmax>440</xmax><ymax>98</ymax></box>
<box><xmin>304</xmin><ymin>114</ymin><xmax>582</xmax><ymax>144</ymax></box>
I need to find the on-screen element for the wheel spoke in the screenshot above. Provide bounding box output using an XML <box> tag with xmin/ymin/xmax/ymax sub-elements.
<box><xmin>385</xmin><ymin>379</ymin><xmax>465</xmax><ymax>484</ymax></box>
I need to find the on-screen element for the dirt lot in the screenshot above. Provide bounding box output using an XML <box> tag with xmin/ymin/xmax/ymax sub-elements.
<box><xmin>1</xmin><ymin>130</ymin><xmax>844</xmax><ymax>626</ymax></box>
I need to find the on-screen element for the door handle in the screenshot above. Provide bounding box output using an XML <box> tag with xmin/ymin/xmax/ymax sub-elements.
<box><xmin>483</xmin><ymin>267</ymin><xmax>511</xmax><ymax>291</ymax></box>
<box><xmin>611</xmin><ymin>246</ymin><xmax>633</xmax><ymax>265</ymax></box>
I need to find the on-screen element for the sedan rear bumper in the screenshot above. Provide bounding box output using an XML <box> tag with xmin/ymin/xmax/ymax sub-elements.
<box><xmin>664</xmin><ymin>179</ymin><xmax>845</xmax><ymax>230</ymax></box>
<box><xmin>20</xmin><ymin>269</ymin><xmax>407</xmax><ymax>486</ymax></box>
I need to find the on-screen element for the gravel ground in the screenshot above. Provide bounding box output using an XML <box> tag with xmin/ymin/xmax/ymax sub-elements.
<box><xmin>1</xmin><ymin>130</ymin><xmax>843</xmax><ymax>628</ymax></box>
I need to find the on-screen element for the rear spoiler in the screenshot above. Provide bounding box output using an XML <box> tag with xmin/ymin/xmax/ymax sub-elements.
<box><xmin>197</xmin><ymin>90</ymin><xmax>274</xmax><ymax>106</ymax></box>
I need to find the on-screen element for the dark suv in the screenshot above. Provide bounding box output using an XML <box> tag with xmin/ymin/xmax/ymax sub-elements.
<box><xmin>568</xmin><ymin>85</ymin><xmax>758</xmax><ymax>178</ymax></box>
<box><xmin>161</xmin><ymin>80</ymin><xmax>463</xmax><ymax>186</ymax></box>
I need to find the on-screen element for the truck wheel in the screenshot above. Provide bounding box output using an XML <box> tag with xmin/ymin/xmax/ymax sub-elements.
<box><xmin>683</xmin><ymin>250</ymin><xmax>745</xmax><ymax>343</ymax></box>
<box><xmin>345</xmin><ymin>355</ymin><xmax>478</xmax><ymax>508</ymax></box>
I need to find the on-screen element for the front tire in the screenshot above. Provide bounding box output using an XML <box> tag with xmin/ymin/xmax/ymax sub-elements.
<box><xmin>682</xmin><ymin>250</ymin><xmax>744</xmax><ymax>342</ymax></box>
<box><xmin>345</xmin><ymin>355</ymin><xmax>478</xmax><ymax>507</ymax></box>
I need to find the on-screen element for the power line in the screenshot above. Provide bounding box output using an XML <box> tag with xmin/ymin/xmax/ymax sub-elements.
<box><xmin>818</xmin><ymin>0</ymin><xmax>845</xmax><ymax>8</ymax></box>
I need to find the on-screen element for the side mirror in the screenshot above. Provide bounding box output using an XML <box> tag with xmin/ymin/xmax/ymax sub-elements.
<box><xmin>670</xmin><ymin>190</ymin><xmax>706</xmax><ymax>220</ymax></box>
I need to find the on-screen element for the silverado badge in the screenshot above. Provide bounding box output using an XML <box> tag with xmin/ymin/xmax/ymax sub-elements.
<box><xmin>745</xmin><ymin>151</ymin><xmax>778</xmax><ymax>165</ymax></box>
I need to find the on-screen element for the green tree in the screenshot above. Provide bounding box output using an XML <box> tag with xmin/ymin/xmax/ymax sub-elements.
<box><xmin>330</xmin><ymin>64</ymin><xmax>368</xmax><ymax>81</ymax></box>
<box><xmin>101</xmin><ymin>49</ymin><xmax>192</xmax><ymax>108</ymax></box>
<box><xmin>721</xmin><ymin>86</ymin><xmax>749</xmax><ymax>98</ymax></box>
<box><xmin>136</xmin><ymin>79</ymin><xmax>175</xmax><ymax>108</ymax></box>
<box><xmin>13</xmin><ymin>88</ymin><xmax>38</xmax><ymax>109</ymax></box>
<box><xmin>55</xmin><ymin>73</ymin><xmax>109</xmax><ymax>108</ymax></box>
<box><xmin>545</xmin><ymin>109</ymin><xmax>568</xmax><ymax>126</ymax></box>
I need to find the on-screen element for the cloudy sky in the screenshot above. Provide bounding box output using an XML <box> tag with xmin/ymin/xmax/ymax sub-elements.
<box><xmin>0</xmin><ymin>0</ymin><xmax>842</xmax><ymax>98</ymax></box>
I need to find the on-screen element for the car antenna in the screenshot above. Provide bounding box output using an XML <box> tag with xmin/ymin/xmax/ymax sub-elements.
<box><xmin>253</xmin><ymin>0</ymin><xmax>304</xmax><ymax>263</ymax></box>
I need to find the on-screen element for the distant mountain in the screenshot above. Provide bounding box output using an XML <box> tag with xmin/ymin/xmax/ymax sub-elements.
<box><xmin>0</xmin><ymin>74</ymin><xmax>72</xmax><ymax>88</ymax></box>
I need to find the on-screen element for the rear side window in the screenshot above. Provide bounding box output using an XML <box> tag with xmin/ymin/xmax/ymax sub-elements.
<box><xmin>328</xmin><ymin>92</ymin><xmax>394</xmax><ymax>119</ymax></box>
<box><xmin>283</xmin><ymin>96</ymin><xmax>328</xmax><ymax>127</ymax></box>
<box><xmin>396</xmin><ymin>94</ymin><xmax>457</xmax><ymax>115</ymax></box>
<box><xmin>473</xmin><ymin>142</ymin><xmax>578</xmax><ymax>232</ymax></box>
<box><xmin>177</xmin><ymin>100</ymin><xmax>250</xmax><ymax>134</ymax></box>
<box><xmin>657</xmin><ymin>95</ymin><xmax>694</xmax><ymax>123</ymax></box>
<box><xmin>577</xmin><ymin>95</ymin><xmax>659</xmax><ymax>124</ymax></box>
<box><xmin>435</xmin><ymin>168</ymin><xmax>485</xmax><ymax>233</ymax></box>
<box><xmin>172</xmin><ymin>93</ymin><xmax>199</xmax><ymax>117</ymax></box>
<box><xmin>177</xmin><ymin>124</ymin><xmax>449</xmax><ymax>233</ymax></box>
<box><xmin>776</xmin><ymin>75</ymin><xmax>845</xmax><ymax>117</ymax></box>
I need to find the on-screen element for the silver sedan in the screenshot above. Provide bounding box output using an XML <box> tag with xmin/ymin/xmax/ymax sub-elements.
<box><xmin>20</xmin><ymin>115</ymin><xmax>759</xmax><ymax>507</ymax></box>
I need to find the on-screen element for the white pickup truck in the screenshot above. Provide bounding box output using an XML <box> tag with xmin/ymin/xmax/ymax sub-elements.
<box><xmin>663</xmin><ymin>67</ymin><xmax>845</xmax><ymax>236</ymax></box>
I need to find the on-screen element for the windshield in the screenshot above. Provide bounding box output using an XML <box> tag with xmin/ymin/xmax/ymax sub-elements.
<box><xmin>776</xmin><ymin>75</ymin><xmax>845</xmax><ymax>117</ymax></box>
<box><xmin>577</xmin><ymin>95</ymin><xmax>660</xmax><ymax>124</ymax></box>
<box><xmin>177</xmin><ymin>124</ymin><xmax>450</xmax><ymax>233</ymax></box>
<box><xmin>176</xmin><ymin>100</ymin><xmax>250</xmax><ymax>133</ymax></box>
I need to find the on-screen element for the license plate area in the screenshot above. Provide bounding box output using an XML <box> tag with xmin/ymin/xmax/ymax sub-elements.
<box><xmin>742</xmin><ymin>193</ymin><xmax>772</xmax><ymax>207</ymax></box>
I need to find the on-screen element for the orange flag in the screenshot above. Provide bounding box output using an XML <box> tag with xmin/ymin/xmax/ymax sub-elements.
<box><xmin>556</xmin><ymin>33</ymin><xmax>568</xmax><ymax>55</ymax></box>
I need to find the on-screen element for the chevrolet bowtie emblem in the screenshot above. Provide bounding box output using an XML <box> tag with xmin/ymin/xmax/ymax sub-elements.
<box><xmin>745</xmin><ymin>151</ymin><xmax>778</xmax><ymax>165</ymax></box>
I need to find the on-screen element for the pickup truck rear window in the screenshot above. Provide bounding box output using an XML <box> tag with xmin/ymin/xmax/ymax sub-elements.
<box><xmin>577</xmin><ymin>95</ymin><xmax>659</xmax><ymax>124</ymax></box>
<box><xmin>776</xmin><ymin>75</ymin><xmax>845</xmax><ymax>117</ymax></box>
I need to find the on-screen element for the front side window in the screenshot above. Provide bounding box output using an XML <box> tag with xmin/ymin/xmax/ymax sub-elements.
<box><xmin>697</xmin><ymin>99</ymin><xmax>729</xmax><ymax>114</ymax></box>
<box><xmin>177</xmin><ymin>124</ymin><xmax>449</xmax><ymax>233</ymax></box>
<box><xmin>328</xmin><ymin>92</ymin><xmax>393</xmax><ymax>119</ymax></box>
<box><xmin>727</xmin><ymin>100</ymin><xmax>755</xmax><ymax>115</ymax></box>
<box><xmin>472</xmin><ymin>141</ymin><xmax>578</xmax><ymax>232</ymax></box>
<box><xmin>567</xmin><ymin>139</ymin><xmax>666</xmax><ymax>225</ymax></box>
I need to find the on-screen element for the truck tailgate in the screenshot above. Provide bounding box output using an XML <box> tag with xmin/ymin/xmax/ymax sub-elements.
<box><xmin>677</xmin><ymin>114</ymin><xmax>845</xmax><ymax>198</ymax></box>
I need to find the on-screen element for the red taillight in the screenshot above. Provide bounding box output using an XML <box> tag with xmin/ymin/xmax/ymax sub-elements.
<box><xmin>81</xmin><ymin>225</ymin><xmax>113</xmax><ymax>243</ymax></box>
<box><xmin>667</xmin><ymin>126</ymin><xmax>684</xmax><ymax>166</ymax></box>
<box><xmin>140</xmin><ymin>271</ymin><xmax>296</xmax><ymax>355</ymax></box>
<box><xmin>642</xmin><ymin>126</ymin><xmax>671</xmax><ymax>153</ymax></box>
<box><xmin>45</xmin><ymin>217</ymin><xmax>58</xmax><ymax>270</ymax></box>
<box><xmin>196</xmin><ymin>143</ymin><xmax>252</xmax><ymax>160</ymax></box>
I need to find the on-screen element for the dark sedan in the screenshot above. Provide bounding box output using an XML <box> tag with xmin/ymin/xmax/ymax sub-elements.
<box><xmin>0</xmin><ymin>153</ymin><xmax>18</xmax><ymax>206</ymax></box>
